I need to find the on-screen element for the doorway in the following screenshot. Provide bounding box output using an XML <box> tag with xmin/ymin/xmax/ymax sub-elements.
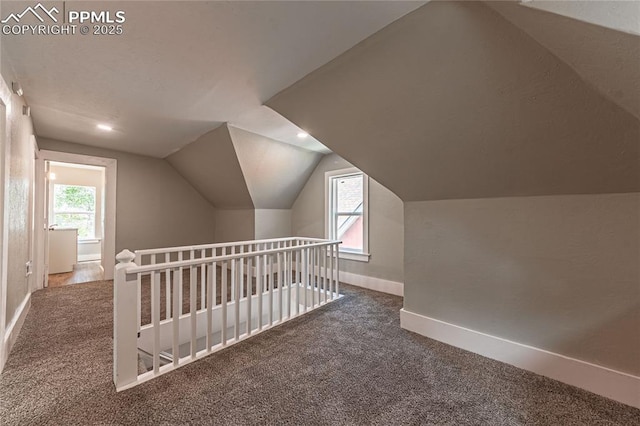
<box><xmin>35</xmin><ymin>151</ymin><xmax>116</xmax><ymax>289</ymax></box>
<box><xmin>46</xmin><ymin>161</ymin><xmax>106</xmax><ymax>286</ymax></box>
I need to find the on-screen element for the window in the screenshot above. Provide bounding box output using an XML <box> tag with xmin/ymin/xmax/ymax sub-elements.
<box><xmin>53</xmin><ymin>184</ymin><xmax>97</xmax><ymax>239</ymax></box>
<box><xmin>326</xmin><ymin>168</ymin><xmax>369</xmax><ymax>262</ymax></box>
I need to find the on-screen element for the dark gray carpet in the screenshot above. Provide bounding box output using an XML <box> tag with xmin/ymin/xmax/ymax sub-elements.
<box><xmin>1</xmin><ymin>281</ymin><xmax>638</xmax><ymax>425</ymax></box>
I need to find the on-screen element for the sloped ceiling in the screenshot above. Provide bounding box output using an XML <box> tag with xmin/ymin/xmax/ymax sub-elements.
<box><xmin>228</xmin><ymin>127</ymin><xmax>323</xmax><ymax>209</ymax></box>
<box><xmin>488</xmin><ymin>1</ymin><xmax>640</xmax><ymax>120</ymax></box>
<box><xmin>167</xmin><ymin>124</ymin><xmax>323</xmax><ymax>209</ymax></box>
<box><xmin>1</xmin><ymin>0</ymin><xmax>425</xmax><ymax>157</ymax></box>
<box><xmin>230</xmin><ymin>106</ymin><xmax>331</xmax><ymax>154</ymax></box>
<box><xmin>166</xmin><ymin>125</ymin><xmax>254</xmax><ymax>209</ymax></box>
<box><xmin>267</xmin><ymin>0</ymin><xmax>639</xmax><ymax>202</ymax></box>
<box><xmin>521</xmin><ymin>0</ymin><xmax>640</xmax><ymax>35</ymax></box>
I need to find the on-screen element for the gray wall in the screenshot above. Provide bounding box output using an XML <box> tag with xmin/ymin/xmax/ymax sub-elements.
<box><xmin>254</xmin><ymin>209</ymin><xmax>292</xmax><ymax>240</ymax></box>
<box><xmin>37</xmin><ymin>138</ymin><xmax>217</xmax><ymax>252</ymax></box>
<box><xmin>269</xmin><ymin>0</ymin><xmax>640</xmax><ymax>375</ymax></box>
<box><xmin>405</xmin><ymin>193</ymin><xmax>640</xmax><ymax>375</ymax></box>
<box><xmin>215</xmin><ymin>209</ymin><xmax>255</xmax><ymax>243</ymax></box>
<box><xmin>2</xmin><ymin>72</ymin><xmax>34</xmax><ymax>325</ymax></box>
<box><xmin>292</xmin><ymin>154</ymin><xmax>404</xmax><ymax>283</ymax></box>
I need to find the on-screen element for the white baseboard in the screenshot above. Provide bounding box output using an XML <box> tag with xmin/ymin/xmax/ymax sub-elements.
<box><xmin>224</xmin><ymin>263</ymin><xmax>404</xmax><ymax>297</ymax></box>
<box><xmin>78</xmin><ymin>254</ymin><xmax>101</xmax><ymax>262</ymax></box>
<box><xmin>400</xmin><ymin>308</ymin><xmax>640</xmax><ymax>409</ymax></box>
<box><xmin>1</xmin><ymin>293</ymin><xmax>31</xmax><ymax>372</ymax></box>
<box><xmin>339</xmin><ymin>271</ymin><xmax>403</xmax><ymax>296</ymax></box>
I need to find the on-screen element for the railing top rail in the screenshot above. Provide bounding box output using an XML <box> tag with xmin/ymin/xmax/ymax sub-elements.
<box><xmin>126</xmin><ymin>239</ymin><xmax>341</xmax><ymax>274</ymax></box>
<box><xmin>134</xmin><ymin>237</ymin><xmax>327</xmax><ymax>257</ymax></box>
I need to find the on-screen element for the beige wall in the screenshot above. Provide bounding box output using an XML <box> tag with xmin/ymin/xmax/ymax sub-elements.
<box><xmin>292</xmin><ymin>154</ymin><xmax>404</xmax><ymax>283</ymax></box>
<box><xmin>254</xmin><ymin>209</ymin><xmax>292</xmax><ymax>240</ymax></box>
<box><xmin>37</xmin><ymin>138</ymin><xmax>217</xmax><ymax>252</ymax></box>
<box><xmin>215</xmin><ymin>209</ymin><xmax>255</xmax><ymax>243</ymax></box>
<box><xmin>405</xmin><ymin>193</ymin><xmax>640</xmax><ymax>375</ymax></box>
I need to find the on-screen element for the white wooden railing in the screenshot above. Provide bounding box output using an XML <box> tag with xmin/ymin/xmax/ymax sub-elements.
<box><xmin>113</xmin><ymin>237</ymin><xmax>341</xmax><ymax>391</ymax></box>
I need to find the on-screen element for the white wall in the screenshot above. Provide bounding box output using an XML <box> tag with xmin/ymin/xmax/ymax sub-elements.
<box><xmin>292</xmin><ymin>154</ymin><xmax>404</xmax><ymax>283</ymax></box>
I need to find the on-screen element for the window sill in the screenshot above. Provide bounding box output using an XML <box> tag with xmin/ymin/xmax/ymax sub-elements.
<box><xmin>338</xmin><ymin>251</ymin><xmax>370</xmax><ymax>263</ymax></box>
<box><xmin>78</xmin><ymin>239</ymin><xmax>101</xmax><ymax>244</ymax></box>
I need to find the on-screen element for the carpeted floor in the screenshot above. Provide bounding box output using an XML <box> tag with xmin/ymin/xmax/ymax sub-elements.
<box><xmin>1</xmin><ymin>281</ymin><xmax>638</xmax><ymax>425</ymax></box>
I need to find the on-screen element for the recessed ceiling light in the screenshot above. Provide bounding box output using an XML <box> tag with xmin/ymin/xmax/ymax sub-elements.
<box><xmin>297</xmin><ymin>132</ymin><xmax>309</xmax><ymax>139</ymax></box>
<box><xmin>97</xmin><ymin>124</ymin><xmax>113</xmax><ymax>131</ymax></box>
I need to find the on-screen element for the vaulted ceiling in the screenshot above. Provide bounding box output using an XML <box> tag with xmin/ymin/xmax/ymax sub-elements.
<box><xmin>488</xmin><ymin>1</ymin><xmax>640</xmax><ymax>120</ymax></box>
<box><xmin>1</xmin><ymin>0</ymin><xmax>425</xmax><ymax>157</ymax></box>
<box><xmin>267</xmin><ymin>0</ymin><xmax>639</xmax><ymax>201</ymax></box>
<box><xmin>2</xmin><ymin>1</ymin><xmax>638</xmax><ymax>208</ymax></box>
<box><xmin>165</xmin><ymin>124</ymin><xmax>253</xmax><ymax>209</ymax></box>
<box><xmin>166</xmin><ymin>124</ymin><xmax>323</xmax><ymax>209</ymax></box>
<box><xmin>228</xmin><ymin>126</ymin><xmax>322</xmax><ymax>209</ymax></box>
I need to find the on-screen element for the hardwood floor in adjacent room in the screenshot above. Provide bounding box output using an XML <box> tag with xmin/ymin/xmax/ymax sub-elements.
<box><xmin>47</xmin><ymin>261</ymin><xmax>104</xmax><ymax>287</ymax></box>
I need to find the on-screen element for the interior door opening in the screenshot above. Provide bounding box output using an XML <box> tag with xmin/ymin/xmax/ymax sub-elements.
<box><xmin>45</xmin><ymin>160</ymin><xmax>106</xmax><ymax>287</ymax></box>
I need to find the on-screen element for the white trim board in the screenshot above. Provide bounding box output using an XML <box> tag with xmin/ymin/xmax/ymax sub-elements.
<box><xmin>0</xmin><ymin>79</ymin><xmax>11</xmax><ymax>373</ymax></box>
<box><xmin>1</xmin><ymin>293</ymin><xmax>31</xmax><ymax>371</ymax></box>
<box><xmin>37</xmin><ymin>150</ymin><xmax>117</xmax><ymax>284</ymax></box>
<box><xmin>225</xmin><ymin>264</ymin><xmax>403</xmax><ymax>297</ymax></box>
<box><xmin>340</xmin><ymin>271</ymin><xmax>403</xmax><ymax>296</ymax></box>
<box><xmin>400</xmin><ymin>308</ymin><xmax>640</xmax><ymax>409</ymax></box>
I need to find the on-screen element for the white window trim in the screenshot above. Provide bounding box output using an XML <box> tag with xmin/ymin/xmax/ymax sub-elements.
<box><xmin>325</xmin><ymin>167</ymin><xmax>370</xmax><ymax>263</ymax></box>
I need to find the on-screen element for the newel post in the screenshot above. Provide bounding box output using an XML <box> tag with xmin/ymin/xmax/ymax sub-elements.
<box><xmin>113</xmin><ymin>249</ymin><xmax>138</xmax><ymax>391</ymax></box>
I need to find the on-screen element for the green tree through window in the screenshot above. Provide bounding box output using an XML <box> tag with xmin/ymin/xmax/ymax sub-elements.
<box><xmin>53</xmin><ymin>185</ymin><xmax>96</xmax><ymax>239</ymax></box>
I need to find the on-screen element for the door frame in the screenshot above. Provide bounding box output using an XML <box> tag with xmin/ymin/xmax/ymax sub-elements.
<box><xmin>36</xmin><ymin>150</ymin><xmax>117</xmax><ymax>287</ymax></box>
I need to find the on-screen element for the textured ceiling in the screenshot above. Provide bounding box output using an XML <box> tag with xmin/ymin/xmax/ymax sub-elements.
<box><xmin>267</xmin><ymin>1</ymin><xmax>639</xmax><ymax>202</ymax></box>
<box><xmin>1</xmin><ymin>0</ymin><xmax>425</xmax><ymax>157</ymax></box>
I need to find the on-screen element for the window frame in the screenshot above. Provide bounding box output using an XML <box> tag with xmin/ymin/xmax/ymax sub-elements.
<box><xmin>325</xmin><ymin>167</ymin><xmax>370</xmax><ymax>262</ymax></box>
